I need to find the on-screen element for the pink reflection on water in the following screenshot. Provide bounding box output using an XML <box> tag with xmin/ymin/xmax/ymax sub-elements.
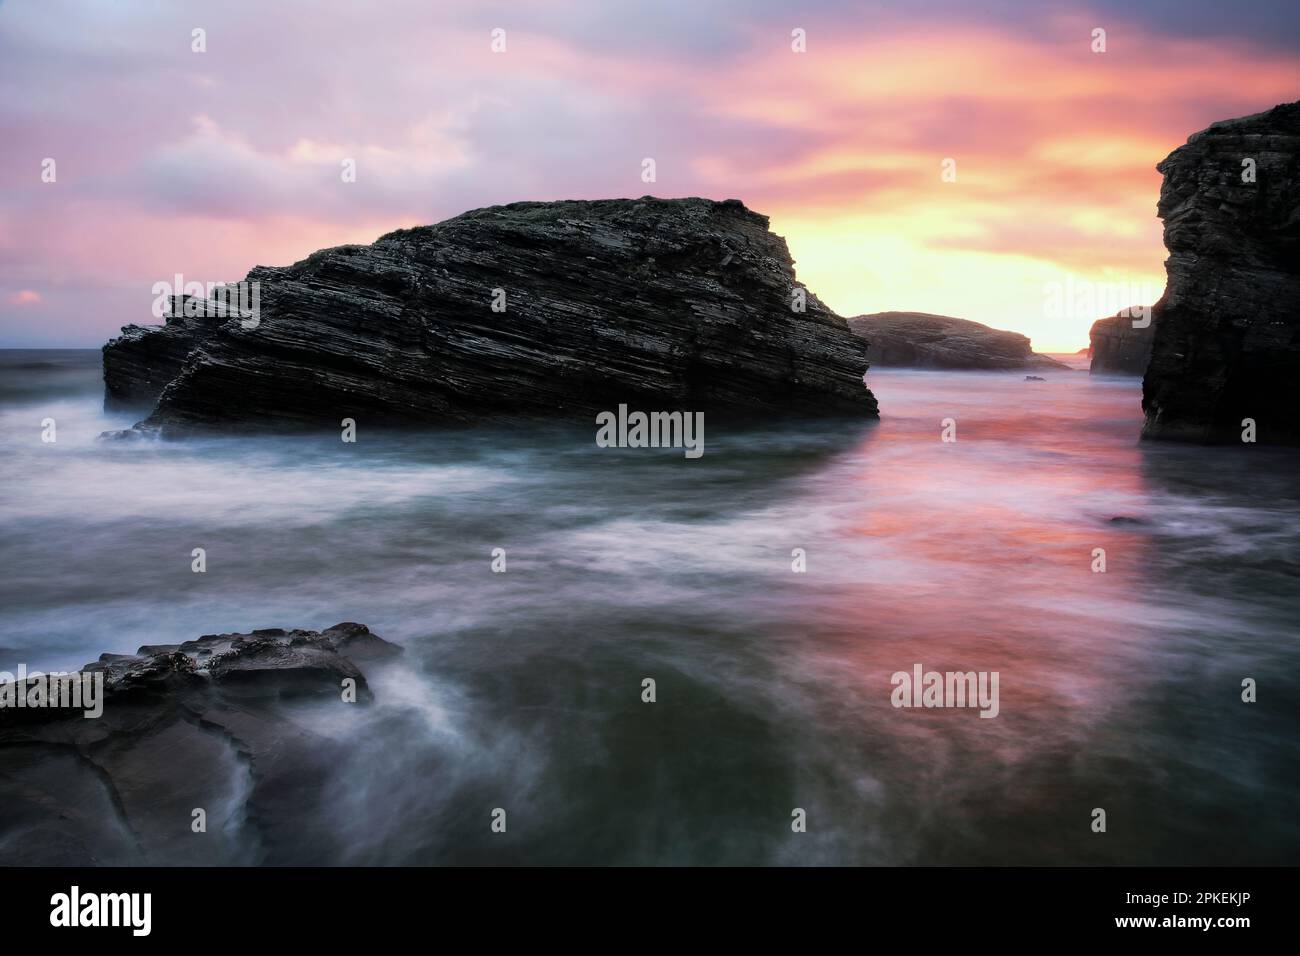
<box><xmin>777</xmin><ymin>366</ymin><xmax>1163</xmax><ymax>860</ymax></box>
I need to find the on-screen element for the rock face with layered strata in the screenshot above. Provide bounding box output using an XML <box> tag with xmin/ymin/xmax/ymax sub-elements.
<box><xmin>847</xmin><ymin>312</ymin><xmax>1069</xmax><ymax>371</ymax></box>
<box><xmin>102</xmin><ymin>198</ymin><xmax>877</xmax><ymax>434</ymax></box>
<box><xmin>1142</xmin><ymin>101</ymin><xmax>1300</xmax><ymax>443</ymax></box>
<box><xmin>1089</xmin><ymin>310</ymin><xmax>1155</xmax><ymax>375</ymax></box>
<box><xmin>102</xmin><ymin>302</ymin><xmax>223</xmax><ymax>409</ymax></box>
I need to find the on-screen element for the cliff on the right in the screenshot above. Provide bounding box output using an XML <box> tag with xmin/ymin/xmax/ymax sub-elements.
<box><xmin>1142</xmin><ymin>100</ymin><xmax>1300</xmax><ymax>444</ymax></box>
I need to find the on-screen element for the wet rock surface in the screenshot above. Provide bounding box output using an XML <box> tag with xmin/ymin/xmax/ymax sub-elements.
<box><xmin>1142</xmin><ymin>101</ymin><xmax>1300</xmax><ymax>443</ymax></box>
<box><xmin>1089</xmin><ymin>310</ymin><xmax>1155</xmax><ymax>375</ymax></box>
<box><xmin>102</xmin><ymin>198</ymin><xmax>877</xmax><ymax>434</ymax></box>
<box><xmin>0</xmin><ymin>624</ymin><xmax>400</xmax><ymax>864</ymax></box>
<box><xmin>848</xmin><ymin>312</ymin><xmax>1069</xmax><ymax>371</ymax></box>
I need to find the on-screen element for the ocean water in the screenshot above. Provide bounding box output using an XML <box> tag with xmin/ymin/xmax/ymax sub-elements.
<box><xmin>1</xmin><ymin>348</ymin><xmax>1298</xmax><ymax>865</ymax></box>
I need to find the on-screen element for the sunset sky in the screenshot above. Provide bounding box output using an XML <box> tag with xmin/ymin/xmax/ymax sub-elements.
<box><xmin>1</xmin><ymin>0</ymin><xmax>1297</xmax><ymax>349</ymax></box>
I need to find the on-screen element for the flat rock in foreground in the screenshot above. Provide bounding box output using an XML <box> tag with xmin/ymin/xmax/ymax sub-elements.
<box><xmin>0</xmin><ymin>623</ymin><xmax>401</xmax><ymax>865</ymax></box>
<box><xmin>104</xmin><ymin>198</ymin><xmax>877</xmax><ymax>432</ymax></box>
<box><xmin>847</xmin><ymin>312</ymin><xmax>1070</xmax><ymax>371</ymax></box>
<box><xmin>1142</xmin><ymin>101</ymin><xmax>1300</xmax><ymax>443</ymax></box>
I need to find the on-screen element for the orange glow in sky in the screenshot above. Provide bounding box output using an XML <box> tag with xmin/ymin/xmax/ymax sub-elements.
<box><xmin>2</xmin><ymin>3</ymin><xmax>1298</xmax><ymax>350</ymax></box>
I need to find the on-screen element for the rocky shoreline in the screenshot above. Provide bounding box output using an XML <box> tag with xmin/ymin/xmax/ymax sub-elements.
<box><xmin>0</xmin><ymin>624</ymin><xmax>401</xmax><ymax>865</ymax></box>
<box><xmin>1142</xmin><ymin>101</ymin><xmax>1300</xmax><ymax>444</ymax></box>
<box><xmin>100</xmin><ymin>103</ymin><xmax>1300</xmax><ymax>443</ymax></box>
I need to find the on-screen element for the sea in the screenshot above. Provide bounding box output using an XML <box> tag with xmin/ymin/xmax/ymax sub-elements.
<box><xmin>1</xmin><ymin>348</ymin><xmax>1297</xmax><ymax>864</ymax></box>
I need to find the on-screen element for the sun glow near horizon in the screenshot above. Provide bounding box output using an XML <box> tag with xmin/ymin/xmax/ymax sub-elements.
<box><xmin>776</xmin><ymin>213</ymin><xmax>1168</xmax><ymax>353</ymax></box>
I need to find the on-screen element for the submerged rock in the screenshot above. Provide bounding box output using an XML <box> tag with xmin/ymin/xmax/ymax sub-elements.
<box><xmin>1142</xmin><ymin>101</ymin><xmax>1300</xmax><ymax>444</ymax></box>
<box><xmin>847</xmin><ymin>312</ymin><xmax>1069</xmax><ymax>371</ymax></box>
<box><xmin>103</xmin><ymin>198</ymin><xmax>877</xmax><ymax>434</ymax></box>
<box><xmin>1089</xmin><ymin>310</ymin><xmax>1155</xmax><ymax>375</ymax></box>
<box><xmin>0</xmin><ymin>624</ymin><xmax>401</xmax><ymax>864</ymax></box>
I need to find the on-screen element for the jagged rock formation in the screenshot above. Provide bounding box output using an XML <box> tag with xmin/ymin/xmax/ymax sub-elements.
<box><xmin>847</xmin><ymin>312</ymin><xmax>1069</xmax><ymax>371</ymax></box>
<box><xmin>1142</xmin><ymin>101</ymin><xmax>1300</xmax><ymax>443</ymax></box>
<box><xmin>0</xmin><ymin>623</ymin><xmax>400</xmax><ymax>865</ymax></box>
<box><xmin>102</xmin><ymin>298</ymin><xmax>227</xmax><ymax>409</ymax></box>
<box><xmin>103</xmin><ymin>198</ymin><xmax>877</xmax><ymax>434</ymax></box>
<box><xmin>1089</xmin><ymin>309</ymin><xmax>1155</xmax><ymax>375</ymax></box>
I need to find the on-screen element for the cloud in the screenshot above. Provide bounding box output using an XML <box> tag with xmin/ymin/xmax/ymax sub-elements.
<box><xmin>1</xmin><ymin>0</ymin><xmax>1298</xmax><ymax>348</ymax></box>
<box><xmin>6</xmin><ymin>290</ymin><xmax>42</xmax><ymax>306</ymax></box>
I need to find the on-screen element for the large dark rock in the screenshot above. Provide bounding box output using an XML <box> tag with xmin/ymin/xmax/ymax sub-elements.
<box><xmin>0</xmin><ymin>624</ymin><xmax>401</xmax><ymax>864</ymax></box>
<box><xmin>847</xmin><ymin>312</ymin><xmax>1070</xmax><ymax>370</ymax></box>
<box><xmin>102</xmin><ymin>299</ymin><xmax>223</xmax><ymax>410</ymax></box>
<box><xmin>1142</xmin><ymin>101</ymin><xmax>1300</xmax><ymax>443</ymax></box>
<box><xmin>1089</xmin><ymin>310</ymin><xmax>1155</xmax><ymax>375</ymax></box>
<box><xmin>103</xmin><ymin>198</ymin><xmax>877</xmax><ymax>434</ymax></box>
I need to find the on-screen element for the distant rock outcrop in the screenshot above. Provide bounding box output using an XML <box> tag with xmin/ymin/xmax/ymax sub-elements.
<box><xmin>103</xmin><ymin>198</ymin><xmax>877</xmax><ymax>434</ymax></box>
<box><xmin>0</xmin><ymin>623</ymin><xmax>401</xmax><ymax>865</ymax></box>
<box><xmin>847</xmin><ymin>312</ymin><xmax>1070</xmax><ymax>371</ymax></box>
<box><xmin>1089</xmin><ymin>309</ymin><xmax>1155</xmax><ymax>375</ymax></box>
<box><xmin>1142</xmin><ymin>101</ymin><xmax>1300</xmax><ymax>443</ymax></box>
